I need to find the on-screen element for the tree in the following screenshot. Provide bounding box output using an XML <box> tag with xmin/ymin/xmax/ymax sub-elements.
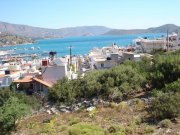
<box><xmin>0</xmin><ymin>96</ymin><xmax>30</xmax><ymax>134</ymax></box>
<box><xmin>151</xmin><ymin>53</ymin><xmax>180</xmax><ymax>89</ymax></box>
<box><xmin>0</xmin><ymin>89</ymin><xmax>40</xmax><ymax>134</ymax></box>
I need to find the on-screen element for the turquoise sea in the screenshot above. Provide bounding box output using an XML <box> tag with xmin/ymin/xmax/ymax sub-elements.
<box><xmin>1</xmin><ymin>33</ymin><xmax>165</xmax><ymax>57</ymax></box>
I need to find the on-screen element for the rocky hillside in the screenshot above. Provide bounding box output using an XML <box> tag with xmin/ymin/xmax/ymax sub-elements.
<box><xmin>0</xmin><ymin>32</ymin><xmax>35</xmax><ymax>46</ymax></box>
<box><xmin>1</xmin><ymin>21</ymin><xmax>180</xmax><ymax>39</ymax></box>
<box><xmin>0</xmin><ymin>21</ymin><xmax>111</xmax><ymax>39</ymax></box>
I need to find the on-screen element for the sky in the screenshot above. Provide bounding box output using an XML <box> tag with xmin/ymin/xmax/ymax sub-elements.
<box><xmin>0</xmin><ymin>0</ymin><xmax>180</xmax><ymax>29</ymax></box>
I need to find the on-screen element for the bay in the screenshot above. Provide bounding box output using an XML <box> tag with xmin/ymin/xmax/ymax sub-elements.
<box><xmin>1</xmin><ymin>33</ymin><xmax>165</xmax><ymax>57</ymax></box>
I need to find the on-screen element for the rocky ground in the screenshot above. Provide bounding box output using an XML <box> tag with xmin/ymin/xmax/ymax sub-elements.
<box><xmin>11</xmin><ymin>98</ymin><xmax>180</xmax><ymax>135</ymax></box>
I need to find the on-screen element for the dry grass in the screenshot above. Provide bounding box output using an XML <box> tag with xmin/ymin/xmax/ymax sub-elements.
<box><xmin>11</xmin><ymin>101</ymin><xmax>180</xmax><ymax>135</ymax></box>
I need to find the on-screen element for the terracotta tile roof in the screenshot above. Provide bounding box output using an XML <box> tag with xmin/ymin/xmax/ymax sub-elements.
<box><xmin>33</xmin><ymin>77</ymin><xmax>52</xmax><ymax>88</ymax></box>
<box><xmin>13</xmin><ymin>77</ymin><xmax>33</xmax><ymax>83</ymax></box>
<box><xmin>0</xmin><ymin>74</ymin><xmax>5</xmax><ymax>78</ymax></box>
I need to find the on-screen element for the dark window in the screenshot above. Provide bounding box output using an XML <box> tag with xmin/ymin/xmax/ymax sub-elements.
<box><xmin>178</xmin><ymin>44</ymin><xmax>180</xmax><ymax>46</ymax></box>
<box><xmin>30</xmin><ymin>83</ymin><xmax>34</xmax><ymax>89</ymax></box>
<box><xmin>101</xmin><ymin>63</ymin><xmax>104</xmax><ymax>68</ymax></box>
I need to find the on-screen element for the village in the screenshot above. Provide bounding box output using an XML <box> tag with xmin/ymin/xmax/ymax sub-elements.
<box><xmin>0</xmin><ymin>32</ymin><xmax>180</xmax><ymax>98</ymax></box>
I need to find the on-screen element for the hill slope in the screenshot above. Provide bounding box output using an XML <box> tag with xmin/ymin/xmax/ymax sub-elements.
<box><xmin>104</xmin><ymin>24</ymin><xmax>180</xmax><ymax>35</ymax></box>
<box><xmin>1</xmin><ymin>21</ymin><xmax>180</xmax><ymax>38</ymax></box>
<box><xmin>0</xmin><ymin>32</ymin><xmax>35</xmax><ymax>46</ymax></box>
<box><xmin>0</xmin><ymin>21</ymin><xmax>111</xmax><ymax>39</ymax></box>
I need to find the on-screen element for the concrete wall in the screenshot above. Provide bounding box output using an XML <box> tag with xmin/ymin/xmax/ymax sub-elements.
<box><xmin>34</xmin><ymin>81</ymin><xmax>49</xmax><ymax>95</ymax></box>
<box><xmin>42</xmin><ymin>66</ymin><xmax>67</xmax><ymax>82</ymax></box>
<box><xmin>95</xmin><ymin>60</ymin><xmax>117</xmax><ymax>69</ymax></box>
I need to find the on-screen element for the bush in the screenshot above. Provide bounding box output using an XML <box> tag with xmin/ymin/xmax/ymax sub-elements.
<box><xmin>58</xmin><ymin>125</ymin><xmax>68</xmax><ymax>132</ymax></box>
<box><xmin>49</xmin><ymin>60</ymin><xmax>147</xmax><ymax>105</ymax></box>
<box><xmin>142</xmin><ymin>125</ymin><xmax>155</xmax><ymax>134</ymax></box>
<box><xmin>0</xmin><ymin>96</ymin><xmax>30</xmax><ymax>134</ymax></box>
<box><xmin>125</xmin><ymin>126</ymin><xmax>133</xmax><ymax>134</ymax></box>
<box><xmin>108</xmin><ymin>124</ymin><xmax>125</xmax><ymax>134</ymax></box>
<box><xmin>149</xmin><ymin>92</ymin><xmax>180</xmax><ymax>120</ymax></box>
<box><xmin>162</xmin><ymin>79</ymin><xmax>180</xmax><ymax>93</ymax></box>
<box><xmin>68</xmin><ymin>123</ymin><xmax>104</xmax><ymax>135</ymax></box>
<box><xmin>150</xmin><ymin>53</ymin><xmax>180</xmax><ymax>89</ymax></box>
<box><xmin>0</xmin><ymin>89</ymin><xmax>40</xmax><ymax>134</ymax></box>
<box><xmin>159</xmin><ymin>119</ymin><xmax>172</xmax><ymax>128</ymax></box>
<box><xmin>130</xmin><ymin>98</ymin><xmax>145</xmax><ymax>111</ymax></box>
<box><xmin>68</xmin><ymin>117</ymin><xmax>80</xmax><ymax>126</ymax></box>
<box><xmin>116</xmin><ymin>101</ymin><xmax>128</xmax><ymax>112</ymax></box>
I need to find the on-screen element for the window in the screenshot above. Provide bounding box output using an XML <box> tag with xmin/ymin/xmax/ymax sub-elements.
<box><xmin>178</xmin><ymin>44</ymin><xmax>180</xmax><ymax>47</ymax></box>
<box><xmin>101</xmin><ymin>63</ymin><xmax>104</xmax><ymax>68</ymax></box>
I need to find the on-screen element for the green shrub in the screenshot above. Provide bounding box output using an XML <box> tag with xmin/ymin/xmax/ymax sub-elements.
<box><xmin>88</xmin><ymin>107</ymin><xmax>98</xmax><ymax>118</ymax></box>
<box><xmin>41</xmin><ymin>123</ymin><xmax>55</xmax><ymax>133</ymax></box>
<box><xmin>162</xmin><ymin>79</ymin><xmax>180</xmax><ymax>93</ymax></box>
<box><xmin>125</xmin><ymin>126</ymin><xmax>134</xmax><ymax>134</ymax></box>
<box><xmin>68</xmin><ymin>117</ymin><xmax>80</xmax><ymax>126</ymax></box>
<box><xmin>110</xmin><ymin>131</ymin><xmax>125</xmax><ymax>135</ymax></box>
<box><xmin>58</xmin><ymin>125</ymin><xmax>68</xmax><ymax>132</ymax></box>
<box><xmin>134</xmin><ymin>116</ymin><xmax>142</xmax><ymax>125</ymax></box>
<box><xmin>116</xmin><ymin>101</ymin><xmax>128</xmax><ymax>112</ymax></box>
<box><xmin>150</xmin><ymin>53</ymin><xmax>180</xmax><ymax>89</ymax></box>
<box><xmin>110</xmin><ymin>102</ymin><xmax>118</xmax><ymax>108</ymax></box>
<box><xmin>68</xmin><ymin>123</ymin><xmax>104</xmax><ymax>135</ymax></box>
<box><xmin>149</xmin><ymin>93</ymin><xmax>180</xmax><ymax>120</ymax></box>
<box><xmin>159</xmin><ymin>119</ymin><xmax>172</xmax><ymax>128</ymax></box>
<box><xmin>49</xmin><ymin>60</ymin><xmax>147</xmax><ymax>105</ymax></box>
<box><xmin>26</xmin><ymin>123</ymin><xmax>36</xmax><ymax>129</ymax></box>
<box><xmin>0</xmin><ymin>92</ymin><xmax>31</xmax><ymax>134</ymax></box>
<box><xmin>130</xmin><ymin>98</ymin><xmax>145</xmax><ymax>111</ymax></box>
<box><xmin>108</xmin><ymin>124</ymin><xmax>125</xmax><ymax>134</ymax></box>
<box><xmin>0</xmin><ymin>89</ymin><xmax>40</xmax><ymax>134</ymax></box>
<box><xmin>142</xmin><ymin>125</ymin><xmax>155</xmax><ymax>134</ymax></box>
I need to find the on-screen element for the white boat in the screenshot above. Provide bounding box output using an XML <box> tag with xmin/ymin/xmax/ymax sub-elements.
<box><xmin>0</xmin><ymin>51</ymin><xmax>8</xmax><ymax>56</ymax></box>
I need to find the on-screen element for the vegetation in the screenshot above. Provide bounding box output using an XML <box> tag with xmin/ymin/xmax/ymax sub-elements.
<box><xmin>0</xmin><ymin>32</ymin><xmax>35</xmax><ymax>46</ymax></box>
<box><xmin>49</xmin><ymin>49</ymin><xmax>180</xmax><ymax>122</ymax></box>
<box><xmin>49</xmin><ymin>60</ymin><xmax>148</xmax><ymax>104</ymax></box>
<box><xmin>0</xmin><ymin>89</ymin><xmax>40</xmax><ymax>134</ymax></box>
<box><xmin>150</xmin><ymin>52</ymin><xmax>180</xmax><ymax>89</ymax></box>
<box><xmin>1</xmin><ymin>49</ymin><xmax>180</xmax><ymax>134</ymax></box>
<box><xmin>68</xmin><ymin>123</ymin><xmax>104</xmax><ymax>135</ymax></box>
<box><xmin>158</xmin><ymin>119</ymin><xmax>173</xmax><ymax>128</ymax></box>
<box><xmin>150</xmin><ymin>92</ymin><xmax>180</xmax><ymax>120</ymax></box>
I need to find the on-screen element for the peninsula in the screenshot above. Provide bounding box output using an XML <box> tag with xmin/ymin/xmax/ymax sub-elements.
<box><xmin>0</xmin><ymin>32</ymin><xmax>35</xmax><ymax>46</ymax></box>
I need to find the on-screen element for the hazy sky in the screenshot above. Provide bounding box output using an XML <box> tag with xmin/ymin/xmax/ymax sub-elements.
<box><xmin>0</xmin><ymin>0</ymin><xmax>179</xmax><ymax>29</ymax></box>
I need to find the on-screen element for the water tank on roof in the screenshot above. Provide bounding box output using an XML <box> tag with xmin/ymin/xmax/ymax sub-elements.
<box><xmin>42</xmin><ymin>60</ymin><xmax>48</xmax><ymax>66</ymax></box>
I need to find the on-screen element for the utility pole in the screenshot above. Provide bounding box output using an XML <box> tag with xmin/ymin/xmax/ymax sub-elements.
<box><xmin>167</xmin><ymin>30</ymin><xmax>169</xmax><ymax>52</ymax></box>
<box><xmin>69</xmin><ymin>45</ymin><xmax>72</xmax><ymax>66</ymax></box>
<box><xmin>69</xmin><ymin>45</ymin><xmax>72</xmax><ymax>80</ymax></box>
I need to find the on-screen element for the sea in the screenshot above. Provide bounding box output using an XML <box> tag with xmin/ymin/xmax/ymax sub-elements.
<box><xmin>1</xmin><ymin>33</ymin><xmax>165</xmax><ymax>57</ymax></box>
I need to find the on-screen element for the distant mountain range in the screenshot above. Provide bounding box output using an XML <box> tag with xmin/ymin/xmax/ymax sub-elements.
<box><xmin>0</xmin><ymin>21</ymin><xmax>110</xmax><ymax>39</ymax></box>
<box><xmin>104</xmin><ymin>24</ymin><xmax>180</xmax><ymax>35</ymax></box>
<box><xmin>0</xmin><ymin>21</ymin><xmax>180</xmax><ymax>39</ymax></box>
